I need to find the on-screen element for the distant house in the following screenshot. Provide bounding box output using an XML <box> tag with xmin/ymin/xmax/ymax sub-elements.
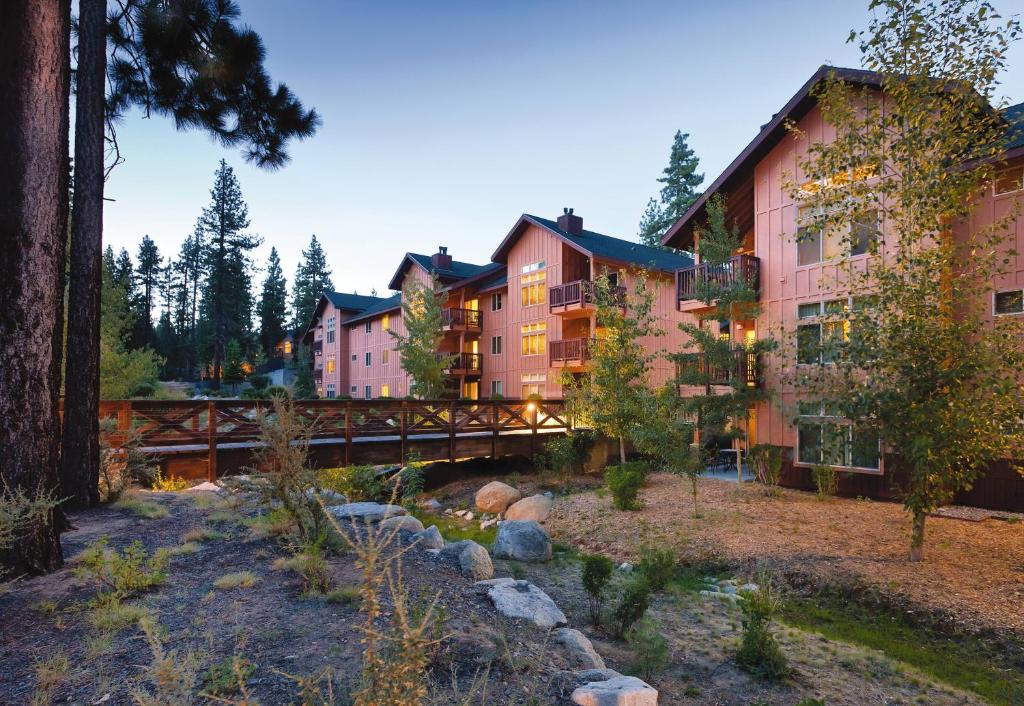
<box><xmin>272</xmin><ymin>332</ymin><xmax>296</xmax><ymax>360</ymax></box>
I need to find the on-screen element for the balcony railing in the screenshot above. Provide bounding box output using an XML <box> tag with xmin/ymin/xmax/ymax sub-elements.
<box><xmin>441</xmin><ymin>307</ymin><xmax>482</xmax><ymax>330</ymax></box>
<box><xmin>549</xmin><ymin>337</ymin><xmax>592</xmax><ymax>366</ymax></box>
<box><xmin>436</xmin><ymin>351</ymin><xmax>483</xmax><ymax>374</ymax></box>
<box><xmin>676</xmin><ymin>254</ymin><xmax>760</xmax><ymax>303</ymax></box>
<box><xmin>549</xmin><ymin>279</ymin><xmax>626</xmax><ymax>310</ymax></box>
<box><xmin>676</xmin><ymin>347</ymin><xmax>760</xmax><ymax>388</ymax></box>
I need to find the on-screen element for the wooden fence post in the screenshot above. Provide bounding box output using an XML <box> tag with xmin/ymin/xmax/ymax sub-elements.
<box><xmin>400</xmin><ymin>400</ymin><xmax>407</xmax><ymax>464</ymax></box>
<box><xmin>206</xmin><ymin>400</ymin><xmax>217</xmax><ymax>482</ymax></box>
<box><xmin>490</xmin><ymin>401</ymin><xmax>498</xmax><ymax>459</ymax></box>
<box><xmin>448</xmin><ymin>401</ymin><xmax>456</xmax><ymax>464</ymax></box>
<box><xmin>344</xmin><ymin>403</ymin><xmax>352</xmax><ymax>466</ymax></box>
<box><xmin>530</xmin><ymin>401</ymin><xmax>538</xmax><ymax>457</ymax></box>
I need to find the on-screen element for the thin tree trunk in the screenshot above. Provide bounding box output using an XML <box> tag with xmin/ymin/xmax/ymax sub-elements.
<box><xmin>909</xmin><ymin>510</ymin><xmax>926</xmax><ymax>562</ymax></box>
<box><xmin>690</xmin><ymin>476</ymin><xmax>699</xmax><ymax>518</ymax></box>
<box><xmin>61</xmin><ymin>0</ymin><xmax>105</xmax><ymax>510</ymax></box>
<box><xmin>618</xmin><ymin>436</ymin><xmax>626</xmax><ymax>464</ymax></box>
<box><xmin>0</xmin><ymin>0</ymin><xmax>71</xmax><ymax>574</ymax></box>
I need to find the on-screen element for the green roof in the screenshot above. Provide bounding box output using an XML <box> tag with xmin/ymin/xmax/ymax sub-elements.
<box><xmin>524</xmin><ymin>215</ymin><xmax>693</xmax><ymax>272</ymax></box>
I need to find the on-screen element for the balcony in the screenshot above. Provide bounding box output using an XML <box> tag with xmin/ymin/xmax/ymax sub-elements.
<box><xmin>441</xmin><ymin>307</ymin><xmax>482</xmax><ymax>332</ymax></box>
<box><xmin>549</xmin><ymin>279</ymin><xmax>625</xmax><ymax>316</ymax></box>
<box><xmin>312</xmin><ymin>339</ymin><xmax>323</xmax><ymax>354</ymax></box>
<box><xmin>549</xmin><ymin>337</ymin><xmax>592</xmax><ymax>368</ymax></box>
<box><xmin>436</xmin><ymin>351</ymin><xmax>483</xmax><ymax>376</ymax></box>
<box><xmin>676</xmin><ymin>347</ymin><xmax>760</xmax><ymax>388</ymax></box>
<box><xmin>676</xmin><ymin>254</ymin><xmax>760</xmax><ymax>307</ymax></box>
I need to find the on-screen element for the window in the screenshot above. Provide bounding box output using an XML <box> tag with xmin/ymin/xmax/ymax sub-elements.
<box><xmin>521</xmin><ymin>322</ymin><xmax>546</xmax><ymax>356</ymax></box>
<box><xmin>350</xmin><ymin>385</ymin><xmax>356</xmax><ymax>394</ymax></box>
<box><xmin>365</xmin><ymin>320</ymin><xmax>372</xmax><ymax>334</ymax></box>
<box><xmin>521</xmin><ymin>374</ymin><xmax>545</xmax><ymax>398</ymax></box>
<box><xmin>491</xmin><ymin>293</ymin><xmax>503</xmax><ymax>311</ymax></box>
<box><xmin>995</xmin><ymin>167</ymin><xmax>1024</xmax><ymax>195</ymax></box>
<box><xmin>326</xmin><ymin>330</ymin><xmax>334</xmax><ymax>343</ymax></box>
<box><xmin>797</xmin><ymin>299</ymin><xmax>850</xmax><ymax>364</ymax></box>
<box><xmin>381</xmin><ymin>313</ymin><xmax>389</xmax><ymax>331</ymax></box>
<box><xmin>283</xmin><ymin>340</ymin><xmax>292</xmax><ymax>354</ymax></box>
<box><xmin>491</xmin><ymin>380</ymin><xmax>503</xmax><ymax>397</ymax></box>
<box><xmin>995</xmin><ymin>289</ymin><xmax>1024</xmax><ymax>315</ymax></box>
<box><xmin>326</xmin><ymin>383</ymin><xmax>336</xmax><ymax>399</ymax></box>
<box><xmin>364</xmin><ymin>385</ymin><xmax>372</xmax><ymax>400</ymax></box>
<box><xmin>365</xmin><ymin>351</ymin><xmax>372</xmax><ymax>367</ymax></box>
<box><xmin>326</xmin><ymin>317</ymin><xmax>335</xmax><ymax>344</ymax></box>
<box><xmin>380</xmin><ymin>384</ymin><xmax>390</xmax><ymax>398</ymax></box>
<box><xmin>491</xmin><ymin>335</ymin><xmax>502</xmax><ymax>355</ymax></box>
<box><xmin>382</xmin><ymin>348</ymin><xmax>390</xmax><ymax>365</ymax></box>
<box><xmin>326</xmin><ymin>354</ymin><xmax>336</xmax><ymax>373</ymax></box>
<box><xmin>521</xmin><ymin>261</ymin><xmax>547</xmax><ymax>306</ymax></box>
<box><xmin>797</xmin><ymin>207</ymin><xmax>878</xmax><ymax>265</ymax></box>
<box><xmin>351</xmin><ymin>354</ymin><xmax>356</xmax><ymax>362</ymax></box>
<box><xmin>797</xmin><ymin>401</ymin><xmax>880</xmax><ymax>470</ymax></box>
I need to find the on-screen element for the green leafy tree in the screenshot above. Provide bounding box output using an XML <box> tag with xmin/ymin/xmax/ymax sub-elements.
<box><xmin>291</xmin><ymin>344</ymin><xmax>317</xmax><ymax>399</ymax></box>
<box><xmin>222</xmin><ymin>340</ymin><xmax>246</xmax><ymax>393</ymax></box>
<box><xmin>290</xmin><ymin>235</ymin><xmax>333</xmax><ymax>331</ymax></box>
<box><xmin>99</xmin><ymin>258</ymin><xmax>161</xmax><ymax>399</ymax></box>
<box><xmin>638</xmin><ymin>131</ymin><xmax>704</xmax><ymax>248</ymax></box>
<box><xmin>674</xmin><ymin>195</ymin><xmax>775</xmax><ymax>483</ymax></box>
<box><xmin>633</xmin><ymin>385</ymin><xmax>705</xmax><ymax>517</ymax></box>
<box><xmin>390</xmin><ymin>275</ymin><xmax>454</xmax><ymax>399</ymax></box>
<box><xmin>786</xmin><ymin>0</ymin><xmax>1023</xmax><ymax>561</ymax></box>
<box><xmin>562</xmin><ymin>272</ymin><xmax>663</xmax><ymax>463</ymax></box>
<box><xmin>259</xmin><ymin>247</ymin><xmax>289</xmax><ymax>355</ymax></box>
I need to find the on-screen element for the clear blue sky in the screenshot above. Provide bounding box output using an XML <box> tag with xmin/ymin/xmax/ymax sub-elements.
<box><xmin>102</xmin><ymin>0</ymin><xmax>1024</xmax><ymax>296</ymax></box>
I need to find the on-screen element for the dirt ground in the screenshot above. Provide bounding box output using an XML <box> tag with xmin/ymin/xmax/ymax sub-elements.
<box><xmin>545</xmin><ymin>473</ymin><xmax>1024</xmax><ymax>640</ymax></box>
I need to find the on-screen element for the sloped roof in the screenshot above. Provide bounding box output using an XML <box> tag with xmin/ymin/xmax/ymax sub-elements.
<box><xmin>341</xmin><ymin>293</ymin><xmax>402</xmax><ymax>327</ymax></box>
<box><xmin>387</xmin><ymin>252</ymin><xmax>497</xmax><ymax>291</ymax></box>
<box><xmin>1005</xmin><ymin>101</ymin><xmax>1024</xmax><ymax>150</ymax></box>
<box><xmin>475</xmin><ymin>269</ymin><xmax>508</xmax><ymax>293</ymax></box>
<box><xmin>491</xmin><ymin>214</ymin><xmax>693</xmax><ymax>273</ymax></box>
<box><xmin>324</xmin><ymin>291</ymin><xmax>389</xmax><ymax>312</ymax></box>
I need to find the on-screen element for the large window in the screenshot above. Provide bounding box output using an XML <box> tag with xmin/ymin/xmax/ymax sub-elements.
<box><xmin>491</xmin><ymin>293</ymin><xmax>503</xmax><ymax>311</ymax></box>
<box><xmin>364</xmin><ymin>385</ymin><xmax>372</xmax><ymax>400</ymax></box>
<box><xmin>491</xmin><ymin>335</ymin><xmax>502</xmax><ymax>355</ymax></box>
<box><xmin>521</xmin><ymin>261</ymin><xmax>546</xmax><ymax>306</ymax></box>
<box><xmin>491</xmin><ymin>380</ymin><xmax>503</xmax><ymax>397</ymax></box>
<box><xmin>380</xmin><ymin>384</ymin><xmax>390</xmax><ymax>398</ymax></box>
<box><xmin>521</xmin><ymin>322</ymin><xmax>546</xmax><ymax>356</ymax></box>
<box><xmin>797</xmin><ymin>401</ymin><xmax>880</xmax><ymax>470</ymax></box>
<box><xmin>521</xmin><ymin>373</ymin><xmax>545</xmax><ymax>398</ymax></box>
<box><xmin>326</xmin><ymin>317</ymin><xmax>335</xmax><ymax>343</ymax></box>
<box><xmin>797</xmin><ymin>207</ymin><xmax>878</xmax><ymax>266</ymax></box>
<box><xmin>326</xmin><ymin>383</ymin><xmax>336</xmax><ymax>399</ymax></box>
<box><xmin>995</xmin><ymin>289</ymin><xmax>1024</xmax><ymax>315</ymax></box>
<box><xmin>797</xmin><ymin>300</ymin><xmax>848</xmax><ymax>364</ymax></box>
<box><xmin>326</xmin><ymin>354</ymin><xmax>336</xmax><ymax>373</ymax></box>
<box><xmin>381</xmin><ymin>313</ymin><xmax>389</xmax><ymax>331</ymax></box>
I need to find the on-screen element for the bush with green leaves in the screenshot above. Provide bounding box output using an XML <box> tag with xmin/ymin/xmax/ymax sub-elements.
<box><xmin>604</xmin><ymin>462</ymin><xmax>647</xmax><ymax>510</ymax></box>
<box><xmin>626</xmin><ymin>616</ymin><xmax>669</xmax><ymax>681</ymax></box>
<box><xmin>581</xmin><ymin>553</ymin><xmax>614</xmax><ymax>624</ymax></box>
<box><xmin>541</xmin><ymin>429</ymin><xmax>598</xmax><ymax>481</ymax></box>
<box><xmin>610</xmin><ymin>575</ymin><xmax>651</xmax><ymax>639</ymax></box>
<box><xmin>318</xmin><ymin>465</ymin><xmax>384</xmax><ymax>503</ymax></box>
<box><xmin>75</xmin><ymin>537</ymin><xmax>169</xmax><ymax>600</ymax></box>
<box><xmin>750</xmin><ymin>444</ymin><xmax>783</xmax><ymax>492</ymax></box>
<box><xmin>637</xmin><ymin>546</ymin><xmax>675</xmax><ymax>591</ymax></box>
<box><xmin>735</xmin><ymin>583</ymin><xmax>787</xmax><ymax>680</ymax></box>
<box><xmin>811</xmin><ymin>464</ymin><xmax>838</xmax><ymax>500</ymax></box>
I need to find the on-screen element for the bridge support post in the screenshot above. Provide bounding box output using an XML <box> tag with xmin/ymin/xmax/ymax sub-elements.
<box><xmin>344</xmin><ymin>403</ymin><xmax>351</xmax><ymax>466</ymax></box>
<box><xmin>448</xmin><ymin>402</ymin><xmax>456</xmax><ymax>464</ymax></box>
<box><xmin>206</xmin><ymin>400</ymin><xmax>217</xmax><ymax>482</ymax></box>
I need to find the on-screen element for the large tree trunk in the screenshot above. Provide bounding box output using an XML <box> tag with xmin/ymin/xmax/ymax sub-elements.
<box><xmin>0</xmin><ymin>0</ymin><xmax>72</xmax><ymax>574</ymax></box>
<box><xmin>61</xmin><ymin>0</ymin><xmax>106</xmax><ymax>510</ymax></box>
<box><xmin>909</xmin><ymin>510</ymin><xmax>926</xmax><ymax>562</ymax></box>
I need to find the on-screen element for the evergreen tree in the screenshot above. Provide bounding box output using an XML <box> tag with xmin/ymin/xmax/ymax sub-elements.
<box><xmin>222</xmin><ymin>339</ymin><xmax>246</xmax><ymax>392</ymax></box>
<box><xmin>172</xmin><ymin>228</ymin><xmax>205</xmax><ymax>378</ymax></box>
<box><xmin>113</xmin><ymin>248</ymin><xmax>135</xmax><ymax>293</ymax></box>
<box><xmin>99</xmin><ymin>250</ymin><xmax>161</xmax><ymax>399</ymax></box>
<box><xmin>638</xmin><ymin>131</ymin><xmax>704</xmax><ymax>248</ymax></box>
<box><xmin>103</xmin><ymin>245</ymin><xmax>117</xmax><ymax>278</ymax></box>
<box><xmin>290</xmin><ymin>234</ymin><xmax>333</xmax><ymax>330</ymax></box>
<box><xmin>133</xmin><ymin>234</ymin><xmax>162</xmax><ymax>347</ymax></box>
<box><xmin>637</xmin><ymin>198</ymin><xmax>666</xmax><ymax>249</ymax></box>
<box><xmin>196</xmin><ymin>160</ymin><xmax>261</xmax><ymax>389</ymax></box>
<box><xmin>390</xmin><ymin>275</ymin><xmax>453</xmax><ymax>399</ymax></box>
<box><xmin>292</xmin><ymin>344</ymin><xmax>317</xmax><ymax>399</ymax></box>
<box><xmin>259</xmin><ymin>247</ymin><xmax>289</xmax><ymax>354</ymax></box>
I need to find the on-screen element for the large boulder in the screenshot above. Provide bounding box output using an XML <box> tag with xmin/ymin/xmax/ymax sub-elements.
<box><xmin>570</xmin><ymin>676</ymin><xmax>658</xmax><ymax>706</ymax></box>
<box><xmin>553</xmin><ymin>628</ymin><xmax>605</xmax><ymax>670</ymax></box>
<box><xmin>478</xmin><ymin>577</ymin><xmax>566</xmax><ymax>629</ymax></box>
<box><xmin>379</xmin><ymin>515</ymin><xmax>425</xmax><ymax>533</ymax></box>
<box><xmin>440</xmin><ymin>540</ymin><xmax>493</xmax><ymax>580</ymax></box>
<box><xmin>411</xmin><ymin>525</ymin><xmax>444</xmax><ymax>550</ymax></box>
<box><xmin>492</xmin><ymin>520</ymin><xmax>552</xmax><ymax>562</ymax></box>
<box><xmin>475</xmin><ymin>481</ymin><xmax>522</xmax><ymax>513</ymax></box>
<box><xmin>504</xmin><ymin>494</ymin><xmax>553</xmax><ymax>522</ymax></box>
<box><xmin>329</xmin><ymin>502</ymin><xmax>407</xmax><ymax>523</ymax></box>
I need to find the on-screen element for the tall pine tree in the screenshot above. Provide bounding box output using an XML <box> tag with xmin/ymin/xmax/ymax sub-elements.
<box><xmin>259</xmin><ymin>247</ymin><xmax>289</xmax><ymax>355</ymax></box>
<box><xmin>638</xmin><ymin>131</ymin><xmax>704</xmax><ymax>248</ymax></box>
<box><xmin>196</xmin><ymin>160</ymin><xmax>260</xmax><ymax>390</ymax></box>
<box><xmin>290</xmin><ymin>234</ymin><xmax>333</xmax><ymax>330</ymax></box>
<box><xmin>133</xmin><ymin>234</ymin><xmax>162</xmax><ymax>348</ymax></box>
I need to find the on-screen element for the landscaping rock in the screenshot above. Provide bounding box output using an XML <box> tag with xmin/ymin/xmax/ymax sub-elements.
<box><xmin>418</xmin><ymin>497</ymin><xmax>442</xmax><ymax>513</ymax></box>
<box><xmin>379</xmin><ymin>515</ymin><xmax>425</xmax><ymax>533</ymax></box>
<box><xmin>739</xmin><ymin>582</ymin><xmax>760</xmax><ymax>593</ymax></box>
<box><xmin>305</xmin><ymin>488</ymin><xmax>347</xmax><ymax>505</ymax></box>
<box><xmin>440</xmin><ymin>540</ymin><xmax>493</xmax><ymax>580</ymax></box>
<box><xmin>185</xmin><ymin>481</ymin><xmax>224</xmax><ymax>493</ymax></box>
<box><xmin>491</xmin><ymin>520</ymin><xmax>552</xmax><ymax>562</ymax></box>
<box><xmin>454</xmin><ymin>509</ymin><xmax>475</xmax><ymax>520</ymax></box>
<box><xmin>573</xmin><ymin>669</ymin><xmax>623</xmax><ymax>685</ymax></box>
<box><xmin>553</xmin><ymin>628</ymin><xmax>605</xmax><ymax>670</ymax></box>
<box><xmin>618</xmin><ymin>562</ymin><xmax>633</xmax><ymax>573</ymax></box>
<box><xmin>571</xmin><ymin>675</ymin><xmax>658</xmax><ymax>706</ymax></box>
<box><xmin>480</xmin><ymin>578</ymin><xmax>567</xmax><ymax>629</ymax></box>
<box><xmin>411</xmin><ymin>525</ymin><xmax>444</xmax><ymax>550</ymax></box>
<box><xmin>329</xmin><ymin>502</ymin><xmax>407</xmax><ymax>523</ymax></box>
<box><xmin>504</xmin><ymin>494</ymin><xmax>553</xmax><ymax>522</ymax></box>
<box><xmin>480</xmin><ymin>518</ymin><xmax>498</xmax><ymax>530</ymax></box>
<box><xmin>475</xmin><ymin>481</ymin><xmax>522</xmax><ymax>513</ymax></box>
<box><xmin>699</xmin><ymin>589</ymin><xmax>741</xmax><ymax>605</ymax></box>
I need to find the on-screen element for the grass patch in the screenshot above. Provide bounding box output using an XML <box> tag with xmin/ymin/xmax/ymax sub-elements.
<box><xmin>207</xmin><ymin>510</ymin><xmax>245</xmax><ymax>525</ymax></box>
<box><xmin>88</xmin><ymin>599</ymin><xmax>153</xmax><ymax>633</ymax></box>
<box><xmin>324</xmin><ymin>585</ymin><xmax>360</xmax><ymax>605</ymax></box>
<box><xmin>408</xmin><ymin>509</ymin><xmax>496</xmax><ymax>546</ymax></box>
<box><xmin>779</xmin><ymin>594</ymin><xmax>1024</xmax><ymax>705</ymax></box>
<box><xmin>169</xmin><ymin>542</ymin><xmax>199</xmax><ymax>556</ymax></box>
<box><xmin>183</xmin><ymin>527</ymin><xmax>225</xmax><ymax>543</ymax></box>
<box><xmin>213</xmin><ymin>571</ymin><xmax>259</xmax><ymax>590</ymax></box>
<box><xmin>245</xmin><ymin>507</ymin><xmax>296</xmax><ymax>538</ymax></box>
<box><xmin>113</xmin><ymin>494</ymin><xmax>169</xmax><ymax>520</ymax></box>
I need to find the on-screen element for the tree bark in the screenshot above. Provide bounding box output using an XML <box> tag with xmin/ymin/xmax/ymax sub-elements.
<box><xmin>61</xmin><ymin>0</ymin><xmax>106</xmax><ymax>510</ymax></box>
<box><xmin>0</xmin><ymin>0</ymin><xmax>72</xmax><ymax>574</ymax></box>
<box><xmin>909</xmin><ymin>510</ymin><xmax>926</xmax><ymax>562</ymax></box>
<box><xmin>618</xmin><ymin>436</ymin><xmax>626</xmax><ymax>464</ymax></box>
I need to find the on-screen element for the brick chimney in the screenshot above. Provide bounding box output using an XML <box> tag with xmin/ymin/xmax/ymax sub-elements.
<box><xmin>431</xmin><ymin>246</ymin><xmax>453</xmax><ymax>269</ymax></box>
<box><xmin>557</xmin><ymin>207</ymin><xmax>583</xmax><ymax>235</ymax></box>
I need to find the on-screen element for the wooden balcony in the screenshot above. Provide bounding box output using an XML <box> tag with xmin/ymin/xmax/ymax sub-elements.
<box><xmin>549</xmin><ymin>337</ymin><xmax>592</xmax><ymax>368</ymax></box>
<box><xmin>436</xmin><ymin>351</ymin><xmax>483</xmax><ymax>376</ymax></box>
<box><xmin>676</xmin><ymin>347</ymin><xmax>760</xmax><ymax>388</ymax></box>
<box><xmin>549</xmin><ymin>279</ymin><xmax>625</xmax><ymax>316</ymax></box>
<box><xmin>441</xmin><ymin>307</ymin><xmax>482</xmax><ymax>331</ymax></box>
<box><xmin>676</xmin><ymin>254</ymin><xmax>760</xmax><ymax>307</ymax></box>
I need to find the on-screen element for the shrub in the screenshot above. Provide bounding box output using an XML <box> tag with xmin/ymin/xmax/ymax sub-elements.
<box><xmin>0</xmin><ymin>479</ymin><xmax>59</xmax><ymax>579</ymax></box>
<box><xmin>750</xmin><ymin>444</ymin><xmax>783</xmax><ymax>493</ymax></box>
<box><xmin>811</xmin><ymin>464</ymin><xmax>838</xmax><ymax>500</ymax></box>
<box><xmin>626</xmin><ymin>616</ymin><xmax>669</xmax><ymax>681</ymax></box>
<box><xmin>637</xmin><ymin>546</ymin><xmax>675</xmax><ymax>591</ymax></box>
<box><xmin>202</xmin><ymin>655</ymin><xmax>254</xmax><ymax>697</ymax></box>
<box><xmin>248</xmin><ymin>374</ymin><xmax>269</xmax><ymax>390</ymax></box>
<box><xmin>735</xmin><ymin>583</ymin><xmax>787</xmax><ymax>680</ymax></box>
<box><xmin>131</xmin><ymin>381</ymin><xmax>156</xmax><ymax>398</ymax></box>
<box><xmin>541</xmin><ymin>429</ymin><xmax>597</xmax><ymax>484</ymax></box>
<box><xmin>319</xmin><ymin>465</ymin><xmax>384</xmax><ymax>503</ymax></box>
<box><xmin>151</xmin><ymin>470</ymin><xmax>189</xmax><ymax>492</ymax></box>
<box><xmin>265</xmin><ymin>385</ymin><xmax>290</xmax><ymax>399</ymax></box>
<box><xmin>604</xmin><ymin>462</ymin><xmax>646</xmax><ymax>510</ymax></box>
<box><xmin>75</xmin><ymin>538</ymin><xmax>169</xmax><ymax>600</ymax></box>
<box><xmin>98</xmin><ymin>417</ymin><xmax>157</xmax><ymax>501</ymax></box>
<box><xmin>213</xmin><ymin>571</ymin><xmax>259</xmax><ymax>590</ymax></box>
<box><xmin>278</xmin><ymin>548</ymin><xmax>332</xmax><ymax>595</ymax></box>
<box><xmin>393</xmin><ymin>462</ymin><xmax>425</xmax><ymax>502</ymax></box>
<box><xmin>610</xmin><ymin>575</ymin><xmax>651</xmax><ymax>639</ymax></box>
<box><xmin>581</xmin><ymin>553</ymin><xmax>614</xmax><ymax>624</ymax></box>
<box><xmin>132</xmin><ymin>618</ymin><xmax>198</xmax><ymax>706</ymax></box>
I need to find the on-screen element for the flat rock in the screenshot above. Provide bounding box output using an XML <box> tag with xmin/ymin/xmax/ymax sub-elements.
<box><xmin>379</xmin><ymin>515</ymin><xmax>425</xmax><ymax>533</ymax></box>
<box><xmin>492</xmin><ymin>520</ymin><xmax>552</xmax><ymax>562</ymax></box>
<box><xmin>305</xmin><ymin>488</ymin><xmax>347</xmax><ymax>505</ymax></box>
<box><xmin>573</xmin><ymin>669</ymin><xmax>623</xmax><ymax>685</ymax></box>
<box><xmin>411</xmin><ymin>525</ymin><xmax>444</xmax><ymax>550</ymax></box>
<box><xmin>184</xmin><ymin>481</ymin><xmax>223</xmax><ymax>493</ymax></box>
<box><xmin>329</xmin><ymin>502</ymin><xmax>407</xmax><ymax>523</ymax></box>
<box><xmin>553</xmin><ymin>628</ymin><xmax>605</xmax><ymax>670</ymax></box>
<box><xmin>475</xmin><ymin>481</ymin><xmax>522</xmax><ymax>513</ymax></box>
<box><xmin>571</xmin><ymin>676</ymin><xmax>658</xmax><ymax>706</ymax></box>
<box><xmin>504</xmin><ymin>494</ymin><xmax>553</xmax><ymax>522</ymax></box>
<box><xmin>484</xmin><ymin>579</ymin><xmax>566</xmax><ymax>629</ymax></box>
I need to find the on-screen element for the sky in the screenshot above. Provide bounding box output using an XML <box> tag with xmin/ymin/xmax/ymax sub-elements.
<box><xmin>102</xmin><ymin>0</ymin><xmax>1024</xmax><ymax>297</ymax></box>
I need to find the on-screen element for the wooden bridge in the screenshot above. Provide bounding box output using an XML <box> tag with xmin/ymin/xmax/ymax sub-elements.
<box><xmin>97</xmin><ymin>398</ymin><xmax>573</xmax><ymax>480</ymax></box>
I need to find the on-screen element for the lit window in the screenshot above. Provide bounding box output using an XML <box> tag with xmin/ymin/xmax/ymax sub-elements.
<box><xmin>995</xmin><ymin>289</ymin><xmax>1024</xmax><ymax>315</ymax></box>
<box><xmin>381</xmin><ymin>384</ymin><xmax>390</xmax><ymax>398</ymax></box>
<box><xmin>520</xmin><ymin>322</ymin><xmax>546</xmax><ymax>356</ymax></box>
<box><xmin>521</xmin><ymin>262</ymin><xmax>547</xmax><ymax>306</ymax></box>
<box><xmin>491</xmin><ymin>336</ymin><xmax>502</xmax><ymax>355</ymax></box>
<box><xmin>520</xmin><ymin>373</ymin><xmax>545</xmax><ymax>398</ymax></box>
<box><xmin>382</xmin><ymin>348</ymin><xmax>390</xmax><ymax>364</ymax></box>
<box><xmin>283</xmin><ymin>340</ymin><xmax>292</xmax><ymax>354</ymax></box>
<box><xmin>326</xmin><ymin>355</ymin><xmax>336</xmax><ymax>373</ymax></box>
<box><xmin>382</xmin><ymin>313</ymin><xmax>389</xmax><ymax>331</ymax></box>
